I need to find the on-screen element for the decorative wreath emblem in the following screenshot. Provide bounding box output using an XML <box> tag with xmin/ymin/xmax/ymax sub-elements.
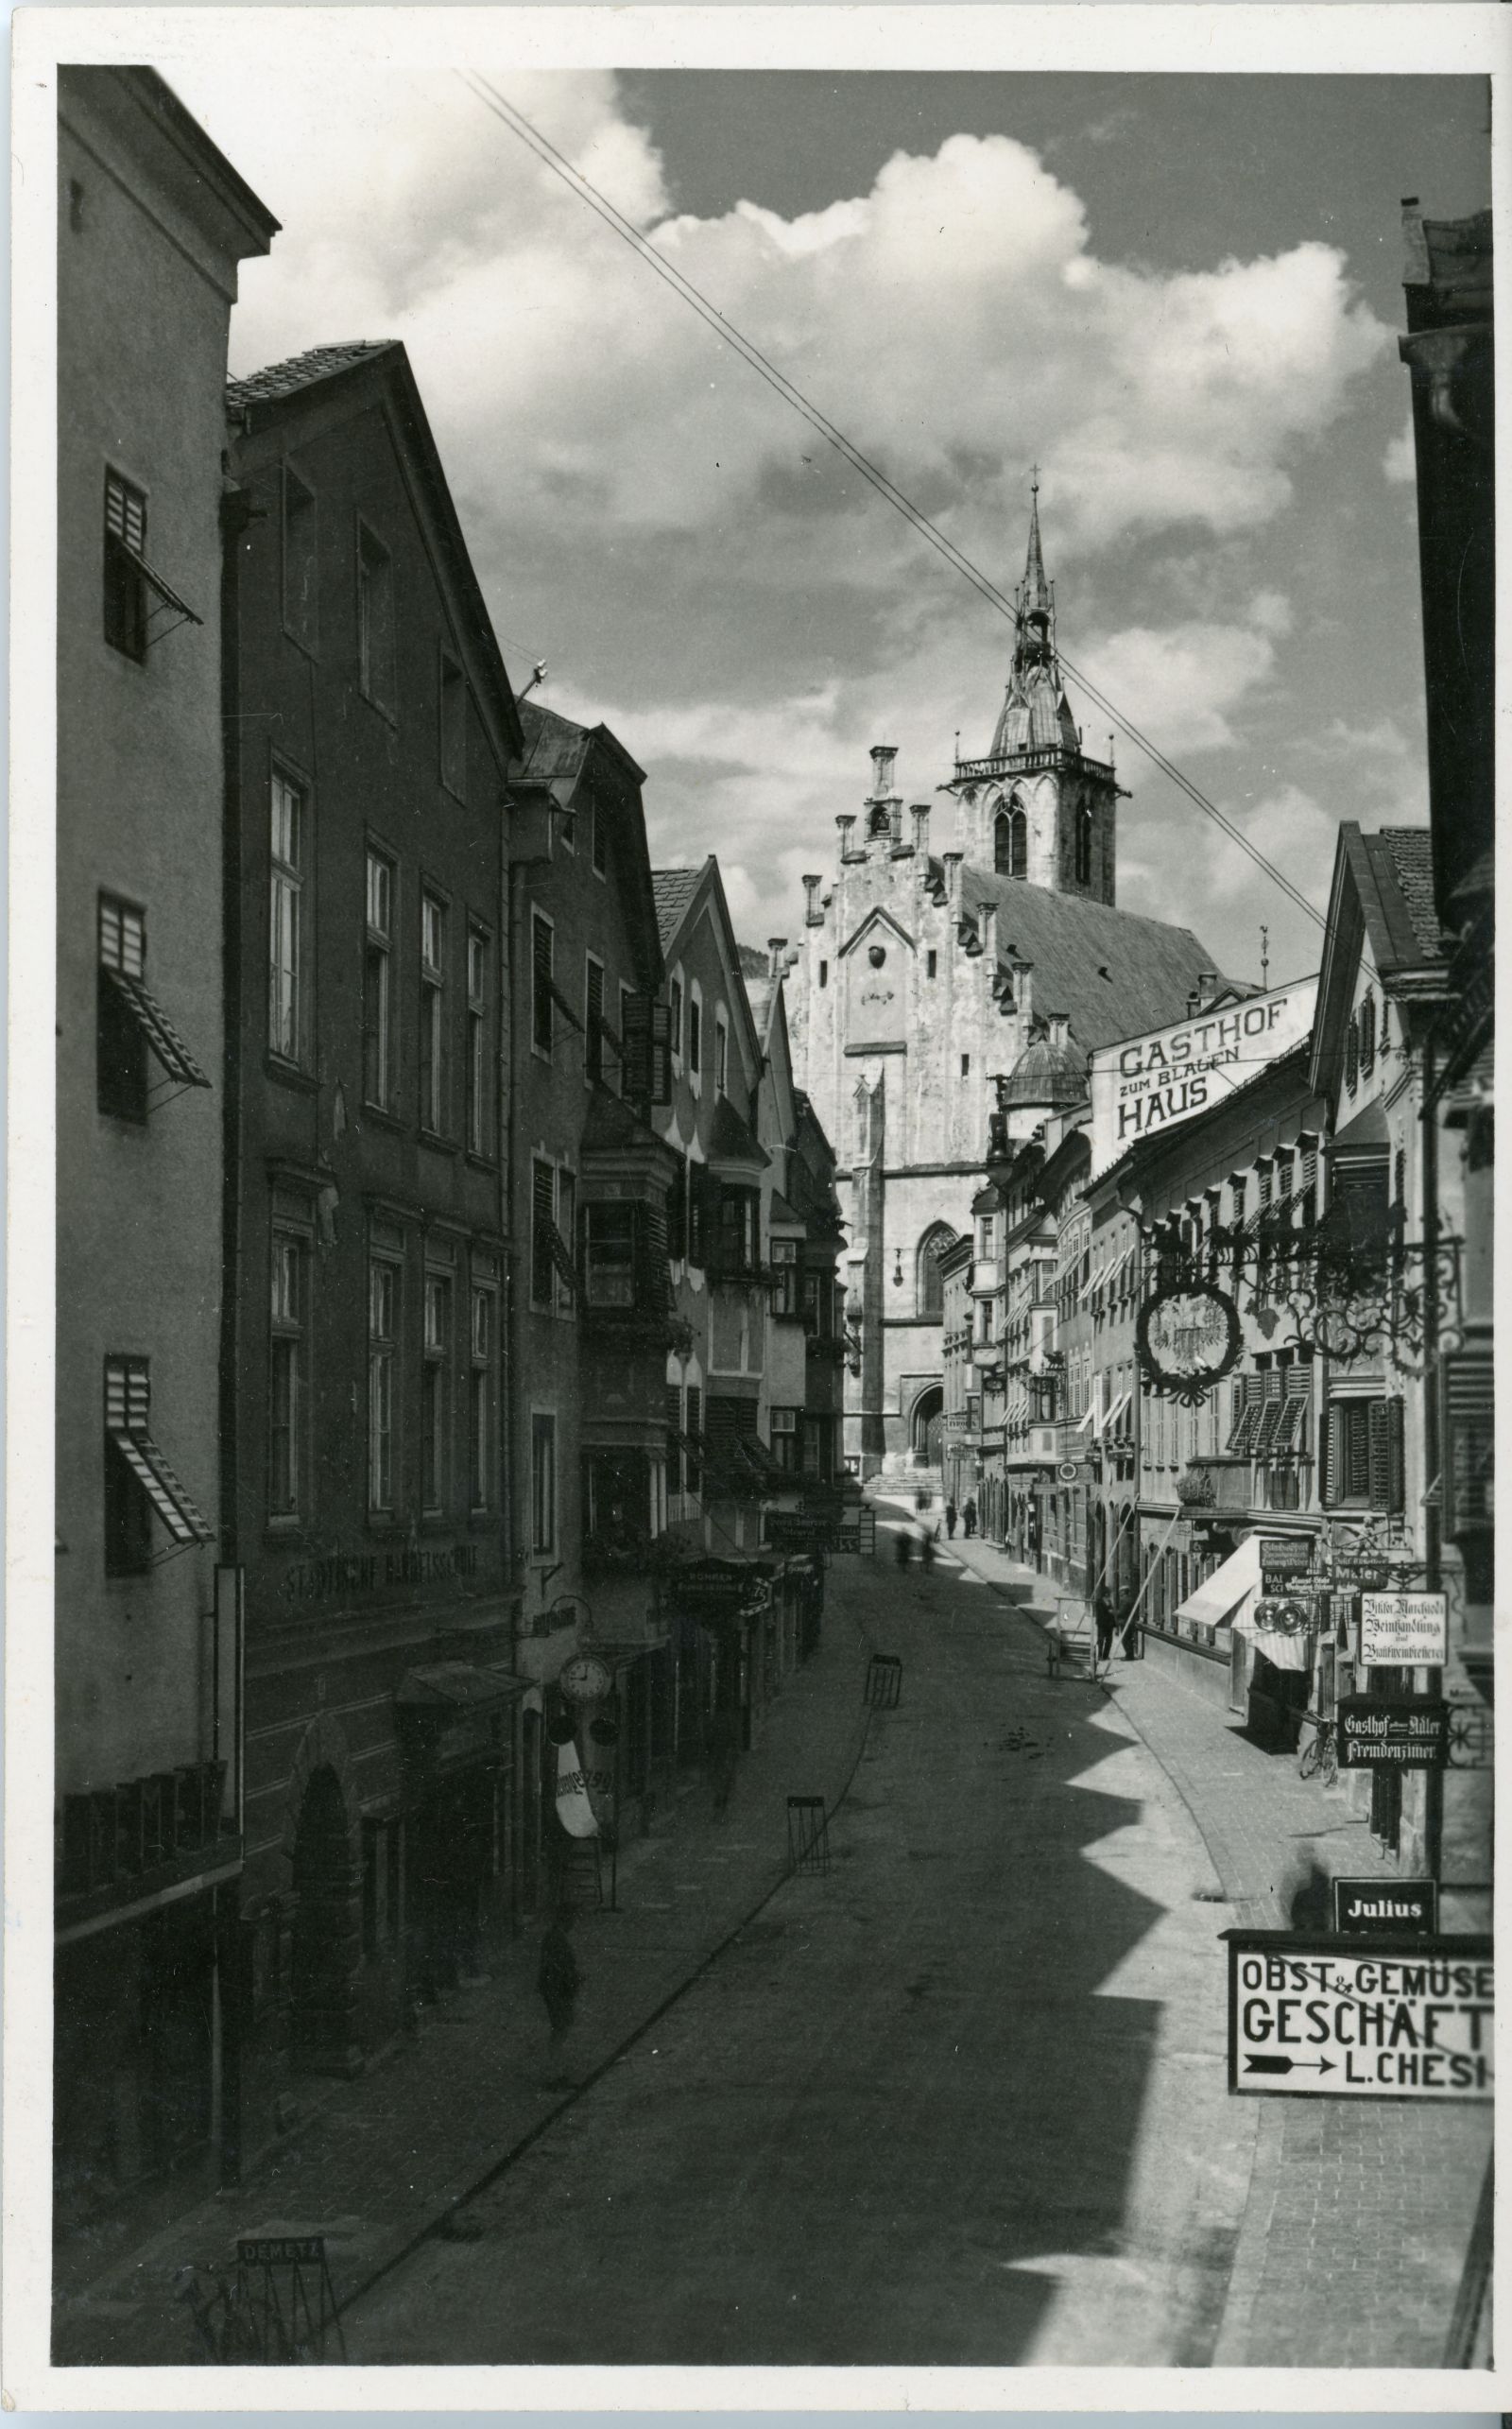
<box><xmin>1135</xmin><ymin>1281</ymin><xmax>1243</xmax><ymax>1406</ymax></box>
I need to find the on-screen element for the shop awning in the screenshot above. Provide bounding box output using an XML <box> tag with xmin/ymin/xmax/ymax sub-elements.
<box><xmin>1176</xmin><ymin>1533</ymin><xmax>1261</xmax><ymax>1632</ymax></box>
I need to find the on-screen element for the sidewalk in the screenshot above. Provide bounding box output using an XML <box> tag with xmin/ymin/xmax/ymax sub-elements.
<box><xmin>932</xmin><ymin>1514</ymin><xmax>1494</xmax><ymax>2371</ymax></box>
<box><xmin>54</xmin><ymin>1572</ymin><xmax>880</xmax><ymax>2368</ymax></box>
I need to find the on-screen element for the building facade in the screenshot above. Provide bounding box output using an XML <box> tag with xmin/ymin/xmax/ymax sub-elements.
<box><xmin>55</xmin><ymin>70</ymin><xmax>277</xmax><ymax>2240</ymax></box>
<box><xmin>786</xmin><ymin>500</ymin><xmax>1226</xmax><ymax>1477</ymax></box>
<box><xmin>221</xmin><ymin>341</ymin><xmax>522</xmax><ymax>2162</ymax></box>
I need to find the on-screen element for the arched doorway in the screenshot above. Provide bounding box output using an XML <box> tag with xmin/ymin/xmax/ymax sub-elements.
<box><xmin>289</xmin><ymin>1766</ymin><xmax>361</xmax><ymax>2074</ymax></box>
<box><xmin>910</xmin><ymin>1384</ymin><xmax>944</xmax><ymax>1470</ymax></box>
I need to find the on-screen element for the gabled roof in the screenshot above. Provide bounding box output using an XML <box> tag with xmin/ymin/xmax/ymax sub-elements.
<box><xmin>963</xmin><ymin>871</ymin><xmax>1223</xmax><ymax>1054</ymax></box>
<box><xmin>226</xmin><ymin>337</ymin><xmax>522</xmax><ymax>769</ymax></box>
<box><xmin>1310</xmin><ymin>823</ymin><xmax>1447</xmax><ymax>1101</ymax></box>
<box><xmin>514</xmin><ymin>698</ymin><xmax>661</xmax><ymax>987</ymax></box>
<box><xmin>650</xmin><ymin>858</ymin><xmax>764</xmax><ymax>1084</ymax></box>
<box><xmin>836</xmin><ymin>903</ymin><xmax>917</xmax><ymax>959</ymax></box>
<box><xmin>651</xmin><ymin>868</ymin><xmax>702</xmax><ymax>952</ymax></box>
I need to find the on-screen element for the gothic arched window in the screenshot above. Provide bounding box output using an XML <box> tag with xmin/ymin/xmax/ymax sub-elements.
<box><xmin>1074</xmin><ymin>807</ymin><xmax>1093</xmax><ymax>886</ymax></box>
<box><xmin>916</xmin><ymin>1222</ymin><xmax>957</xmax><ymax>1318</ymax></box>
<box><xmin>993</xmin><ymin>804</ymin><xmax>1029</xmax><ymax>879</ymax></box>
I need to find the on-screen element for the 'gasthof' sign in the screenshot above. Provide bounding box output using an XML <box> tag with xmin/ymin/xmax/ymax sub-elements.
<box><xmin>1359</xmin><ymin>1591</ymin><xmax>1448</xmax><ymax>1668</ymax></box>
<box><xmin>1090</xmin><ymin>975</ymin><xmax>1318</xmax><ymax>1173</ymax></box>
<box><xmin>1337</xmin><ymin>1696</ymin><xmax>1450</xmax><ymax>1769</ymax></box>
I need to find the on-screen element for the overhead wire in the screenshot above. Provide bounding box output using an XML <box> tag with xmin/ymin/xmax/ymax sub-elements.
<box><xmin>457</xmin><ymin>69</ymin><xmax>1330</xmax><ymax>939</ymax></box>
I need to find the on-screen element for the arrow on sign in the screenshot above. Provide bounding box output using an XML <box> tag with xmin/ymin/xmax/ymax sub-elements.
<box><xmin>1245</xmin><ymin>2054</ymin><xmax>1335</xmax><ymax>2076</ymax></box>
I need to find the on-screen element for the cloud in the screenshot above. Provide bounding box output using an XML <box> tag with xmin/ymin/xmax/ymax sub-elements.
<box><xmin>1079</xmin><ymin>595</ymin><xmax>1288</xmax><ymax>755</ymax></box>
<box><xmin>166</xmin><ymin>65</ymin><xmax>1400</xmax><ymax>972</ymax></box>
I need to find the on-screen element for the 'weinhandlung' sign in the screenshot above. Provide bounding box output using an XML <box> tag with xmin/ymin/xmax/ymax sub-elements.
<box><xmin>1090</xmin><ymin>976</ymin><xmax>1318</xmax><ymax>1173</ymax></box>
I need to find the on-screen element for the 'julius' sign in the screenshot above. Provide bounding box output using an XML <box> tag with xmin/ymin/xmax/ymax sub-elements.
<box><xmin>1090</xmin><ymin>975</ymin><xmax>1318</xmax><ymax>1173</ymax></box>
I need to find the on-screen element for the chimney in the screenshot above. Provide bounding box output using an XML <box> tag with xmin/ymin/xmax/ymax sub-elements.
<box><xmin>980</xmin><ymin>900</ymin><xmax>998</xmax><ymax>973</ymax></box>
<box><xmin>1197</xmin><ymin>968</ymin><xmax>1218</xmax><ymax>1007</ymax></box>
<box><xmin>801</xmin><ymin>873</ymin><xmax>823</xmax><ymax>926</ymax></box>
<box><xmin>1049</xmin><ymin>1013</ymin><xmax>1071</xmax><ymax>1048</ymax></box>
<box><xmin>1016</xmin><ymin>957</ymin><xmax>1034</xmax><ymax>1033</ymax></box>
<box><xmin>943</xmin><ymin>849</ymin><xmax>963</xmax><ymax>904</ymax></box>
<box><xmin>868</xmin><ymin>743</ymin><xmax>900</xmax><ymax>801</ymax></box>
<box><xmin>767</xmin><ymin>936</ymin><xmax>787</xmax><ymax>980</ymax></box>
<box><xmin>836</xmin><ymin>813</ymin><xmax>858</xmax><ymax>860</ymax></box>
<box><xmin>910</xmin><ymin>803</ymin><xmax>930</xmax><ymax>857</ymax></box>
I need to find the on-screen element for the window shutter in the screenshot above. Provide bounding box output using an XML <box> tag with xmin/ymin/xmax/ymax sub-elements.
<box><xmin>1345</xmin><ymin>1017</ymin><xmax>1359</xmax><ymax>1093</ymax></box>
<box><xmin>637</xmin><ymin>1201</ymin><xmax>668</xmax><ymax>1312</ymax></box>
<box><xmin>685</xmin><ymin>1385</ymin><xmax>702</xmax><ymax>1490</ymax></box>
<box><xmin>687</xmin><ymin>1163</ymin><xmax>707</xmax><ymax>1267</ymax></box>
<box><xmin>532</xmin><ymin>916</ymin><xmax>554</xmax><ymax>1052</ymax></box>
<box><xmin>1321</xmin><ymin>1406</ymin><xmax>1341</xmax><ymax>1507</ymax></box>
<box><xmin>649</xmin><ymin>998</ymin><xmax>673</xmax><ymax>1105</ymax></box>
<box><xmin>531</xmin><ymin>1161</ymin><xmax>555</xmax><ymax>1302</ymax></box>
<box><xmin>621</xmin><ymin>993</ymin><xmax>652</xmax><ymax>1101</ymax></box>
<box><xmin>1443</xmin><ymin>1352</ymin><xmax>1494</xmax><ymax>1530</ymax></box>
<box><xmin>1385</xmin><ymin>1396</ymin><xmax>1405</xmax><ymax>1514</ymax></box>
<box><xmin>666</xmin><ymin>1154</ymin><xmax>687</xmax><ymax>1262</ymax></box>
<box><xmin>1367</xmin><ymin>1400</ymin><xmax>1392</xmax><ymax>1510</ymax></box>
<box><xmin>585</xmin><ymin>962</ymin><xmax>605</xmax><ymax>1083</ymax></box>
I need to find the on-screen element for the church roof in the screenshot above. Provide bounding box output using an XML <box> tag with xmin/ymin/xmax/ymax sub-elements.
<box><xmin>965</xmin><ymin>871</ymin><xmax>1225</xmax><ymax>1055</ymax></box>
<box><xmin>990</xmin><ymin>672</ymin><xmax>1079</xmax><ymax>758</ymax></box>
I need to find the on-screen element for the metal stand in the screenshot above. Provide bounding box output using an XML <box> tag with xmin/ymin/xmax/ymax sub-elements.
<box><xmin>786</xmin><ymin>1795</ymin><xmax>830</xmax><ymax>1876</ymax></box>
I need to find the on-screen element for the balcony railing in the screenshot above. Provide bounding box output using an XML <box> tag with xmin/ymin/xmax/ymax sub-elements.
<box><xmin>1184</xmin><ymin>1457</ymin><xmax>1254</xmax><ymax>1512</ymax></box>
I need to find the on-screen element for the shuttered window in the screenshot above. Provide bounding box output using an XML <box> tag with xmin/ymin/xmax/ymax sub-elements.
<box><xmin>585</xmin><ymin>959</ymin><xmax>605</xmax><ymax>1084</ymax></box>
<box><xmin>1443</xmin><ymin>1352</ymin><xmax>1494</xmax><ymax>1530</ymax></box>
<box><xmin>1322</xmin><ymin>1398</ymin><xmax>1400</xmax><ymax>1509</ymax></box>
<box><xmin>531</xmin><ymin>1160</ymin><xmax>557</xmax><ymax>1306</ymax></box>
<box><xmin>104</xmin><ymin>1355</ymin><xmax>213</xmax><ymax>1570</ymax></box>
<box><xmin>532</xmin><ymin>915</ymin><xmax>554</xmax><ymax>1056</ymax></box>
<box><xmin>97</xmin><ymin>892</ymin><xmax>207</xmax><ymax>1117</ymax></box>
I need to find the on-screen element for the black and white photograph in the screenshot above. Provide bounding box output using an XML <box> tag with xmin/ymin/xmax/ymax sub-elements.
<box><xmin>5</xmin><ymin>3</ymin><xmax>1501</xmax><ymax>2401</ymax></box>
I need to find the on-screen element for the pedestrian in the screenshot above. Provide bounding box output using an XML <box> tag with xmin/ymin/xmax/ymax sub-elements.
<box><xmin>1094</xmin><ymin>1584</ymin><xmax>1116</xmax><ymax>1667</ymax></box>
<box><xmin>945</xmin><ymin>1499</ymin><xmax>957</xmax><ymax>1540</ymax></box>
<box><xmin>920</xmin><ymin>1523</ymin><xmax>936</xmax><ymax>1574</ymax></box>
<box><xmin>963</xmin><ymin>1497</ymin><xmax>977</xmax><ymax>1540</ymax></box>
<box><xmin>538</xmin><ymin>1910</ymin><xmax>581</xmax><ymax>2085</ymax></box>
<box><xmin>894</xmin><ymin>1527</ymin><xmax>912</xmax><ymax>1570</ymax></box>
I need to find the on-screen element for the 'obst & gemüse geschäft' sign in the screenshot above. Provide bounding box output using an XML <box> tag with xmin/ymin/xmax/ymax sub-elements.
<box><xmin>1225</xmin><ymin>1931</ymin><xmax>1492</xmax><ymax>2099</ymax></box>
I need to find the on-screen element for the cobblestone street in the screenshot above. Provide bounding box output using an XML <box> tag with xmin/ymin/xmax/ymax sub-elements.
<box><xmin>57</xmin><ymin>1507</ymin><xmax>1491</xmax><ymax>2372</ymax></box>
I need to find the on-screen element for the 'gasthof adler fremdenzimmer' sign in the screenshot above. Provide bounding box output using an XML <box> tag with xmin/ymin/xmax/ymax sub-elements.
<box><xmin>1090</xmin><ymin>975</ymin><xmax>1319</xmax><ymax>1173</ymax></box>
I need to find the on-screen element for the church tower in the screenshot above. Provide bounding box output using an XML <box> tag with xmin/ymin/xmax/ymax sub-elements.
<box><xmin>786</xmin><ymin>485</ymin><xmax>1218</xmax><ymax>1478</ymax></box>
<box><xmin>940</xmin><ymin>481</ymin><xmax>1121</xmax><ymax>903</ymax></box>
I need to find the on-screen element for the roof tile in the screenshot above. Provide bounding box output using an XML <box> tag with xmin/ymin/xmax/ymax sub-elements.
<box><xmin>226</xmin><ymin>341</ymin><xmax>396</xmax><ymax>411</ymax></box>
<box><xmin>965</xmin><ymin>869</ymin><xmax>1227</xmax><ymax>1054</ymax></box>
<box><xmin>650</xmin><ymin>866</ymin><xmax>704</xmax><ymax>951</ymax></box>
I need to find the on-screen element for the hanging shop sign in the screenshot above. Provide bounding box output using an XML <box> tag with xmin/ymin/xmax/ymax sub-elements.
<box><xmin>1333</xmin><ymin>1879</ymin><xmax>1439</xmax><ymax>1938</ymax></box>
<box><xmin>554</xmin><ymin>1736</ymin><xmax>599</xmax><ymax>1838</ymax></box>
<box><xmin>1336</xmin><ymin>1696</ymin><xmax>1450</xmax><ymax>1769</ymax></box>
<box><xmin>1135</xmin><ymin>1283</ymin><xmax>1243</xmax><ymax>1406</ymax></box>
<box><xmin>1258</xmin><ymin>1537</ymin><xmax>1314</xmax><ymax>1578</ymax></box>
<box><xmin>1090</xmin><ymin>975</ymin><xmax>1318</xmax><ymax>1171</ymax></box>
<box><xmin>665</xmin><ymin>1558</ymin><xmax>761</xmax><ymax>1615</ymax></box>
<box><xmin>1224</xmin><ymin>1929</ymin><xmax>1492</xmax><ymax>2100</ymax></box>
<box><xmin>766</xmin><ymin>1514</ymin><xmax>834</xmax><ymax>1553</ymax></box>
<box><xmin>1359</xmin><ymin>1592</ymin><xmax>1448</xmax><ymax>1669</ymax></box>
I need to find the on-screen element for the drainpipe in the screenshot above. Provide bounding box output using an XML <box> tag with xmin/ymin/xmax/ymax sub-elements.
<box><xmin>1419</xmin><ymin>1029</ymin><xmax>1444</xmax><ymax>1882</ymax></box>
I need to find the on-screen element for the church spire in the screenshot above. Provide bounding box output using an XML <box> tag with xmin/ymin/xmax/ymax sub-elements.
<box><xmin>1021</xmin><ymin>465</ymin><xmax>1050</xmax><ymax>620</ymax></box>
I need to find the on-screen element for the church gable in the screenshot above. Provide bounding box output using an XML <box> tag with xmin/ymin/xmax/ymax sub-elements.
<box><xmin>841</xmin><ymin>907</ymin><xmax>913</xmax><ymax>1048</ymax></box>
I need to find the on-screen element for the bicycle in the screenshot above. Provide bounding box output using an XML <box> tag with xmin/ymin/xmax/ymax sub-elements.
<box><xmin>175</xmin><ymin>2261</ymin><xmax>294</xmax><ymax>2364</ymax></box>
<box><xmin>1297</xmin><ymin>1710</ymin><xmax>1339</xmax><ymax>1787</ymax></box>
